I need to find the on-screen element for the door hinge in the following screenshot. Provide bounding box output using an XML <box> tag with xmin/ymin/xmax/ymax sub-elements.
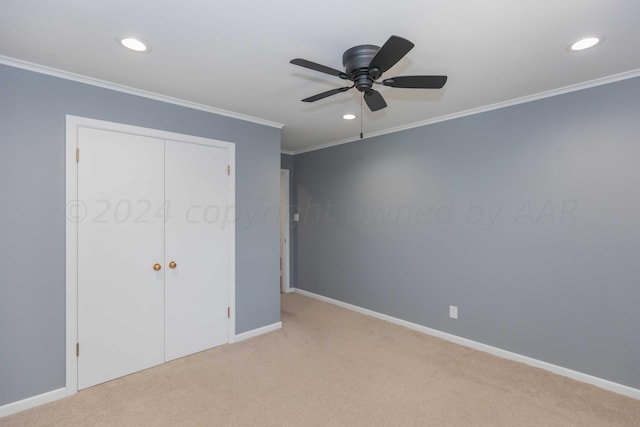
<box><xmin>227</xmin><ymin>165</ymin><xmax>231</xmax><ymax>176</ymax></box>
<box><xmin>76</xmin><ymin>342</ymin><xmax>80</xmax><ymax>357</ymax></box>
<box><xmin>76</xmin><ymin>148</ymin><xmax>80</xmax><ymax>162</ymax></box>
<box><xmin>227</xmin><ymin>307</ymin><xmax>230</xmax><ymax>318</ymax></box>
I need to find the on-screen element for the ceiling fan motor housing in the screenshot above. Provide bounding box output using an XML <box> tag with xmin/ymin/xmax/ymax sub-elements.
<box><xmin>342</xmin><ymin>44</ymin><xmax>380</xmax><ymax>92</ymax></box>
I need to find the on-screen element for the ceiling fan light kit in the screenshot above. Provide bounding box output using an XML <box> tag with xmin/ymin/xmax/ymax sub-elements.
<box><xmin>290</xmin><ymin>35</ymin><xmax>448</xmax><ymax>112</ymax></box>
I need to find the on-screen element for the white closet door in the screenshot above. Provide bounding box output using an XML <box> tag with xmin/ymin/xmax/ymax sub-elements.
<box><xmin>164</xmin><ymin>140</ymin><xmax>229</xmax><ymax>361</ymax></box>
<box><xmin>77</xmin><ymin>127</ymin><xmax>165</xmax><ymax>389</ymax></box>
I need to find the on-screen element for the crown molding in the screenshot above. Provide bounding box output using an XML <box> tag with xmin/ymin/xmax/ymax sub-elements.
<box><xmin>291</xmin><ymin>68</ymin><xmax>640</xmax><ymax>155</ymax></box>
<box><xmin>0</xmin><ymin>55</ymin><xmax>285</xmax><ymax>129</ymax></box>
<box><xmin>280</xmin><ymin>150</ymin><xmax>295</xmax><ymax>155</ymax></box>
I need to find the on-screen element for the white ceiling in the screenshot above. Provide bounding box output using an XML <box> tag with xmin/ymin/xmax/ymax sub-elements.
<box><xmin>1</xmin><ymin>1</ymin><xmax>640</xmax><ymax>153</ymax></box>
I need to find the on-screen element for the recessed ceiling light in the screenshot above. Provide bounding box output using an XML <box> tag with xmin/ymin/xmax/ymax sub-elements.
<box><xmin>569</xmin><ymin>36</ymin><xmax>601</xmax><ymax>51</ymax></box>
<box><xmin>343</xmin><ymin>114</ymin><xmax>356</xmax><ymax>120</ymax></box>
<box><xmin>118</xmin><ymin>36</ymin><xmax>151</xmax><ymax>53</ymax></box>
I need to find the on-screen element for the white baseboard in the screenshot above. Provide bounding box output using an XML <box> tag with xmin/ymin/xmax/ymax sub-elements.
<box><xmin>232</xmin><ymin>321</ymin><xmax>282</xmax><ymax>343</ymax></box>
<box><xmin>0</xmin><ymin>387</ymin><xmax>66</xmax><ymax>418</ymax></box>
<box><xmin>1</xmin><ymin>322</ymin><xmax>282</xmax><ymax>418</ymax></box>
<box><xmin>294</xmin><ymin>288</ymin><xmax>640</xmax><ymax>400</ymax></box>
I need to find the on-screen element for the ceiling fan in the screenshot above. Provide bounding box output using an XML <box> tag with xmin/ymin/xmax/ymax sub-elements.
<box><xmin>290</xmin><ymin>35</ymin><xmax>447</xmax><ymax>112</ymax></box>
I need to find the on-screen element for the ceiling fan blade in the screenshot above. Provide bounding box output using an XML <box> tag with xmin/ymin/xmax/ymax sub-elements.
<box><xmin>364</xmin><ymin>90</ymin><xmax>387</xmax><ymax>111</ymax></box>
<box><xmin>369</xmin><ymin>36</ymin><xmax>414</xmax><ymax>75</ymax></box>
<box><xmin>382</xmin><ymin>75</ymin><xmax>448</xmax><ymax>89</ymax></box>
<box><xmin>290</xmin><ymin>58</ymin><xmax>349</xmax><ymax>79</ymax></box>
<box><xmin>301</xmin><ymin>86</ymin><xmax>351</xmax><ymax>102</ymax></box>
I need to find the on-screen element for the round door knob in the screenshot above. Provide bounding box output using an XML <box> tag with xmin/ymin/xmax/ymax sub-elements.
<box><xmin>153</xmin><ymin>263</ymin><xmax>162</xmax><ymax>271</ymax></box>
<box><xmin>169</xmin><ymin>261</ymin><xmax>177</xmax><ymax>269</ymax></box>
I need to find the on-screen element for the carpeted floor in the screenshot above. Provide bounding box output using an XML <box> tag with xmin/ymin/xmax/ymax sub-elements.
<box><xmin>2</xmin><ymin>292</ymin><xmax>640</xmax><ymax>426</ymax></box>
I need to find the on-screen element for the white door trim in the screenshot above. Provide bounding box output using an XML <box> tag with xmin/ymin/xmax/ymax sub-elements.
<box><xmin>65</xmin><ymin>115</ymin><xmax>236</xmax><ymax>396</ymax></box>
<box><xmin>280</xmin><ymin>169</ymin><xmax>292</xmax><ymax>293</ymax></box>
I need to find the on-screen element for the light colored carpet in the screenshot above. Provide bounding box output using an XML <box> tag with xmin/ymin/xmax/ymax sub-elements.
<box><xmin>2</xmin><ymin>292</ymin><xmax>639</xmax><ymax>426</ymax></box>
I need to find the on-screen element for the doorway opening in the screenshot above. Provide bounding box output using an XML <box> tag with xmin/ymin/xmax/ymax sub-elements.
<box><xmin>280</xmin><ymin>169</ymin><xmax>292</xmax><ymax>293</ymax></box>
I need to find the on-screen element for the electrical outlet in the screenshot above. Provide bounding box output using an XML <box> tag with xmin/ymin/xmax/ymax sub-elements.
<box><xmin>449</xmin><ymin>305</ymin><xmax>458</xmax><ymax>319</ymax></box>
<box><xmin>293</xmin><ymin>213</ymin><xmax>300</xmax><ymax>222</ymax></box>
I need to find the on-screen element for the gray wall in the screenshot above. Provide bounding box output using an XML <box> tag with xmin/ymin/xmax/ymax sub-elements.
<box><xmin>0</xmin><ymin>64</ymin><xmax>281</xmax><ymax>406</ymax></box>
<box><xmin>280</xmin><ymin>153</ymin><xmax>296</xmax><ymax>286</ymax></box>
<box><xmin>295</xmin><ymin>76</ymin><xmax>640</xmax><ymax>389</ymax></box>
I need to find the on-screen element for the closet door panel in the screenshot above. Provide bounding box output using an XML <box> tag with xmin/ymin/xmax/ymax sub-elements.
<box><xmin>77</xmin><ymin>127</ymin><xmax>165</xmax><ymax>389</ymax></box>
<box><xmin>164</xmin><ymin>140</ymin><xmax>229</xmax><ymax>361</ymax></box>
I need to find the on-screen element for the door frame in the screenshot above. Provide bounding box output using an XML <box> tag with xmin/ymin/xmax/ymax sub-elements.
<box><xmin>65</xmin><ymin>115</ymin><xmax>236</xmax><ymax>396</ymax></box>
<box><xmin>280</xmin><ymin>169</ymin><xmax>292</xmax><ymax>293</ymax></box>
